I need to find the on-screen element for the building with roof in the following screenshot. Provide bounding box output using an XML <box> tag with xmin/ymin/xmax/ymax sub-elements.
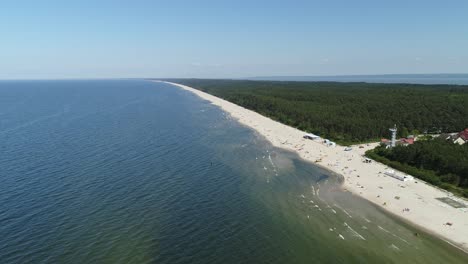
<box><xmin>439</xmin><ymin>128</ymin><xmax>468</xmax><ymax>145</ymax></box>
<box><xmin>380</xmin><ymin>137</ymin><xmax>415</xmax><ymax>147</ymax></box>
<box><xmin>459</xmin><ymin>128</ymin><xmax>468</xmax><ymax>140</ymax></box>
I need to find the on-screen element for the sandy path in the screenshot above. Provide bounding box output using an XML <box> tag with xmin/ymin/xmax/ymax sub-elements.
<box><xmin>156</xmin><ymin>80</ymin><xmax>468</xmax><ymax>253</ymax></box>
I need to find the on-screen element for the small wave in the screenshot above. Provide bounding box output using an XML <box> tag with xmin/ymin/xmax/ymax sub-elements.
<box><xmin>378</xmin><ymin>226</ymin><xmax>391</xmax><ymax>234</ymax></box>
<box><xmin>389</xmin><ymin>244</ymin><xmax>401</xmax><ymax>251</ymax></box>
<box><xmin>344</xmin><ymin>222</ymin><xmax>366</xmax><ymax>240</ymax></box>
<box><xmin>392</xmin><ymin>234</ymin><xmax>410</xmax><ymax>245</ymax></box>
<box><xmin>0</xmin><ymin>111</ymin><xmax>63</xmax><ymax>135</ymax></box>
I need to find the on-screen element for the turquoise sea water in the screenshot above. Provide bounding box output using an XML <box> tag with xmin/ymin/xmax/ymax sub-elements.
<box><xmin>0</xmin><ymin>80</ymin><xmax>467</xmax><ymax>263</ymax></box>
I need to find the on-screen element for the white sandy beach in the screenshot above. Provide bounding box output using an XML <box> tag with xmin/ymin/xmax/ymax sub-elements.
<box><xmin>158</xmin><ymin>81</ymin><xmax>468</xmax><ymax>253</ymax></box>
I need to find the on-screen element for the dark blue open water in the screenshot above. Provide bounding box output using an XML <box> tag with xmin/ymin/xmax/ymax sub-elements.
<box><xmin>0</xmin><ymin>80</ymin><xmax>467</xmax><ymax>263</ymax></box>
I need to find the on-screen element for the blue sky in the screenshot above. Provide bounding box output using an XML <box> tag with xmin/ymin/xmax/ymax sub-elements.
<box><xmin>1</xmin><ymin>0</ymin><xmax>467</xmax><ymax>79</ymax></box>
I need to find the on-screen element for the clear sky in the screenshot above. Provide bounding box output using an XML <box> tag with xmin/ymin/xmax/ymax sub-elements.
<box><xmin>1</xmin><ymin>0</ymin><xmax>467</xmax><ymax>79</ymax></box>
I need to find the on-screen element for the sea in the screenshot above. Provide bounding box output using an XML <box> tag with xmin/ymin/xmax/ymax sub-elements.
<box><xmin>0</xmin><ymin>80</ymin><xmax>467</xmax><ymax>263</ymax></box>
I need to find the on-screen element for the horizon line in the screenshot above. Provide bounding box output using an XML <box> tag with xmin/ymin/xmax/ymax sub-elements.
<box><xmin>1</xmin><ymin>73</ymin><xmax>468</xmax><ymax>81</ymax></box>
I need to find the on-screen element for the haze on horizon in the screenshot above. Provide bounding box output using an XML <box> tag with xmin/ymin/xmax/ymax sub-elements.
<box><xmin>1</xmin><ymin>0</ymin><xmax>467</xmax><ymax>79</ymax></box>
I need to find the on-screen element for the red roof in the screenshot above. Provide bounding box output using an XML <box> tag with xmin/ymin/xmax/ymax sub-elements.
<box><xmin>459</xmin><ymin>128</ymin><xmax>468</xmax><ymax>141</ymax></box>
<box><xmin>401</xmin><ymin>138</ymin><xmax>414</xmax><ymax>144</ymax></box>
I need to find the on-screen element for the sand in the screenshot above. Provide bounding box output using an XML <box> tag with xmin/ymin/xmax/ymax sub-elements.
<box><xmin>157</xmin><ymin>80</ymin><xmax>468</xmax><ymax>253</ymax></box>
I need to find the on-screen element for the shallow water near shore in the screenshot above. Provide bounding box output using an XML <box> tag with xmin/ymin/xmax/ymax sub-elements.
<box><xmin>0</xmin><ymin>80</ymin><xmax>467</xmax><ymax>263</ymax></box>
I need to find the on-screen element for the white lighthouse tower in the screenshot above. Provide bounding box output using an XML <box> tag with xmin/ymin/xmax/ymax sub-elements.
<box><xmin>389</xmin><ymin>124</ymin><xmax>397</xmax><ymax>148</ymax></box>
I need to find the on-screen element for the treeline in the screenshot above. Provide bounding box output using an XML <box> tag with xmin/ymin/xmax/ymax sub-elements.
<box><xmin>162</xmin><ymin>79</ymin><xmax>468</xmax><ymax>144</ymax></box>
<box><xmin>366</xmin><ymin>139</ymin><xmax>468</xmax><ymax>197</ymax></box>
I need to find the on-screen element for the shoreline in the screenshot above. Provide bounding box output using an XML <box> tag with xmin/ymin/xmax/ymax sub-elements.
<box><xmin>156</xmin><ymin>80</ymin><xmax>468</xmax><ymax>253</ymax></box>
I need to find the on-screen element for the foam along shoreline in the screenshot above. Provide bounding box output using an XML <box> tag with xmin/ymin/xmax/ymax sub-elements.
<box><xmin>156</xmin><ymin>80</ymin><xmax>468</xmax><ymax>253</ymax></box>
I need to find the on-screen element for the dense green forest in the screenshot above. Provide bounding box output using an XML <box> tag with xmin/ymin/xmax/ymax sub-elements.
<box><xmin>366</xmin><ymin>139</ymin><xmax>468</xmax><ymax>197</ymax></box>
<box><xmin>163</xmin><ymin>79</ymin><xmax>468</xmax><ymax>144</ymax></box>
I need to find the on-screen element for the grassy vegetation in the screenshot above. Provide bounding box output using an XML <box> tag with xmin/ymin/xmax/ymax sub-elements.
<box><xmin>366</xmin><ymin>139</ymin><xmax>468</xmax><ymax>198</ymax></box>
<box><xmin>164</xmin><ymin>79</ymin><xmax>468</xmax><ymax>145</ymax></box>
